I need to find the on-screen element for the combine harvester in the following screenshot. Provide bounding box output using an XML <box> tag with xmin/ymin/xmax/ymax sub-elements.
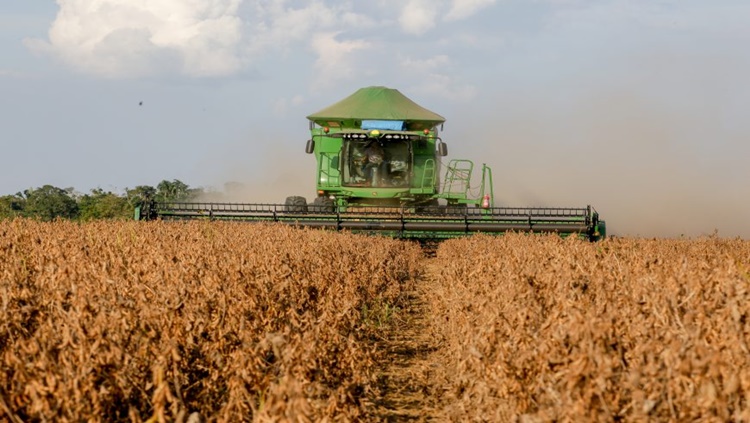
<box><xmin>137</xmin><ymin>86</ymin><xmax>605</xmax><ymax>241</ymax></box>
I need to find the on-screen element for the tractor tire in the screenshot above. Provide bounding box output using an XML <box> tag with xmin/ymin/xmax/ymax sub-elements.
<box><xmin>284</xmin><ymin>196</ymin><xmax>308</xmax><ymax>212</ymax></box>
<box><xmin>310</xmin><ymin>196</ymin><xmax>335</xmax><ymax>213</ymax></box>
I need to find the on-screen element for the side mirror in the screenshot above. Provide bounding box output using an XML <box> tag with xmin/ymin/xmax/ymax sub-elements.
<box><xmin>438</xmin><ymin>142</ymin><xmax>448</xmax><ymax>157</ymax></box>
<box><xmin>305</xmin><ymin>139</ymin><xmax>315</xmax><ymax>154</ymax></box>
<box><xmin>330</xmin><ymin>155</ymin><xmax>339</xmax><ymax>169</ymax></box>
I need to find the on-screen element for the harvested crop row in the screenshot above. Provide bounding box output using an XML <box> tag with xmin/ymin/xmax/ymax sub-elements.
<box><xmin>428</xmin><ymin>234</ymin><xmax>750</xmax><ymax>421</ymax></box>
<box><xmin>0</xmin><ymin>219</ymin><xmax>421</xmax><ymax>421</ymax></box>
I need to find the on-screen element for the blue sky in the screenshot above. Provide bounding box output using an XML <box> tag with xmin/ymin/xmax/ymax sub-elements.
<box><xmin>2</xmin><ymin>0</ymin><xmax>749</xmax><ymax>237</ymax></box>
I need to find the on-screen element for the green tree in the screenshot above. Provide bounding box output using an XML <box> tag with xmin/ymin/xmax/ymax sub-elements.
<box><xmin>23</xmin><ymin>185</ymin><xmax>79</xmax><ymax>221</ymax></box>
<box><xmin>0</xmin><ymin>193</ymin><xmax>25</xmax><ymax>219</ymax></box>
<box><xmin>125</xmin><ymin>185</ymin><xmax>158</xmax><ymax>220</ymax></box>
<box><xmin>78</xmin><ymin>188</ymin><xmax>131</xmax><ymax>220</ymax></box>
<box><xmin>125</xmin><ymin>185</ymin><xmax>156</xmax><ymax>208</ymax></box>
<box><xmin>155</xmin><ymin>179</ymin><xmax>192</xmax><ymax>202</ymax></box>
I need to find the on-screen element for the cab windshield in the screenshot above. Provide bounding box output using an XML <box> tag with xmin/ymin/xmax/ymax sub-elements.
<box><xmin>342</xmin><ymin>138</ymin><xmax>410</xmax><ymax>187</ymax></box>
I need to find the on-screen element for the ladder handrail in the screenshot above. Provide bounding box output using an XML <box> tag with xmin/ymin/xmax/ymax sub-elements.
<box><xmin>479</xmin><ymin>164</ymin><xmax>495</xmax><ymax>207</ymax></box>
<box><xmin>420</xmin><ymin>159</ymin><xmax>436</xmax><ymax>190</ymax></box>
<box><xmin>440</xmin><ymin>159</ymin><xmax>474</xmax><ymax>197</ymax></box>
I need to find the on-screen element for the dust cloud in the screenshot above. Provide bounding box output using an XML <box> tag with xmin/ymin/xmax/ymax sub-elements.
<box><xmin>196</xmin><ymin>50</ymin><xmax>750</xmax><ymax>239</ymax></box>
<box><xmin>449</xmin><ymin>50</ymin><xmax>750</xmax><ymax>238</ymax></box>
<box><xmin>196</xmin><ymin>131</ymin><xmax>317</xmax><ymax>204</ymax></box>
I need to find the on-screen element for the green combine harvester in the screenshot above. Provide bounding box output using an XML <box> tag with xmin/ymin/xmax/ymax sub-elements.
<box><xmin>137</xmin><ymin>86</ymin><xmax>606</xmax><ymax>241</ymax></box>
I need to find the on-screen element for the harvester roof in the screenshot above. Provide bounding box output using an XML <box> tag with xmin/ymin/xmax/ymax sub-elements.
<box><xmin>307</xmin><ymin>86</ymin><xmax>445</xmax><ymax>130</ymax></box>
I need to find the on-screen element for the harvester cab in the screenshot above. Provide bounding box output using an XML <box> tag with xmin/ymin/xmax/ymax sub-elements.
<box><xmin>138</xmin><ymin>86</ymin><xmax>606</xmax><ymax>241</ymax></box>
<box><xmin>302</xmin><ymin>86</ymin><xmax>468</xmax><ymax>210</ymax></box>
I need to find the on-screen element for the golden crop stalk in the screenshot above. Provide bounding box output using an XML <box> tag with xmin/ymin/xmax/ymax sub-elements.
<box><xmin>0</xmin><ymin>220</ymin><xmax>420</xmax><ymax>421</ymax></box>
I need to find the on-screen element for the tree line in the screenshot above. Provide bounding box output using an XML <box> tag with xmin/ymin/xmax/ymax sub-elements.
<box><xmin>0</xmin><ymin>179</ymin><xmax>203</xmax><ymax>221</ymax></box>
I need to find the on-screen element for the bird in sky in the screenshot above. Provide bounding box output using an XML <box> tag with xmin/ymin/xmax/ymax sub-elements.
<box><xmin>139</xmin><ymin>101</ymin><xmax>143</xmax><ymax>106</ymax></box>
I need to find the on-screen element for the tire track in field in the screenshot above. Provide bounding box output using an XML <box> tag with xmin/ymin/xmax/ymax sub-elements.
<box><xmin>367</xmin><ymin>257</ymin><xmax>447</xmax><ymax>421</ymax></box>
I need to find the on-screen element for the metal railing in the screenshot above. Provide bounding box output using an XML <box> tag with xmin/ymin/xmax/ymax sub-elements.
<box><xmin>145</xmin><ymin>201</ymin><xmax>600</xmax><ymax>240</ymax></box>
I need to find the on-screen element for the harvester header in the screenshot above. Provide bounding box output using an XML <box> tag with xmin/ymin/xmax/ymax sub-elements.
<box><xmin>138</xmin><ymin>86</ymin><xmax>606</xmax><ymax>241</ymax></box>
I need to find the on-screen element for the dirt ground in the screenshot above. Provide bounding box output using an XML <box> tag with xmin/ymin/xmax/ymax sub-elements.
<box><xmin>367</xmin><ymin>258</ymin><xmax>448</xmax><ymax>422</ymax></box>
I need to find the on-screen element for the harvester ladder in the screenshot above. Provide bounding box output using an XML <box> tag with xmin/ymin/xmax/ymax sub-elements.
<box><xmin>420</xmin><ymin>159</ymin><xmax>436</xmax><ymax>191</ymax></box>
<box><xmin>439</xmin><ymin>159</ymin><xmax>474</xmax><ymax>202</ymax></box>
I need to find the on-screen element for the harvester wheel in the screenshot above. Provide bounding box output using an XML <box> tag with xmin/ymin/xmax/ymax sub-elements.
<box><xmin>284</xmin><ymin>196</ymin><xmax>308</xmax><ymax>212</ymax></box>
<box><xmin>310</xmin><ymin>196</ymin><xmax>335</xmax><ymax>213</ymax></box>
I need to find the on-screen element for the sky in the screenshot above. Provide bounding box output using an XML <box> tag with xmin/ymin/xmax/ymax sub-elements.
<box><xmin>1</xmin><ymin>0</ymin><xmax>749</xmax><ymax>238</ymax></box>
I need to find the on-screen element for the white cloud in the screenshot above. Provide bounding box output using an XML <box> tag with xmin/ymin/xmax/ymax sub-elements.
<box><xmin>444</xmin><ymin>0</ymin><xmax>497</xmax><ymax>21</ymax></box>
<box><xmin>401</xmin><ymin>54</ymin><xmax>451</xmax><ymax>70</ymax></box>
<box><xmin>23</xmin><ymin>0</ymin><xmax>504</xmax><ymax>81</ymax></box>
<box><xmin>412</xmin><ymin>73</ymin><xmax>477</xmax><ymax>102</ymax></box>
<box><xmin>244</xmin><ymin>1</ymin><xmax>376</xmax><ymax>57</ymax></box>
<box><xmin>26</xmin><ymin>0</ymin><xmax>381</xmax><ymax>79</ymax></box>
<box><xmin>399</xmin><ymin>0</ymin><xmax>439</xmax><ymax>35</ymax></box>
<box><xmin>26</xmin><ymin>0</ymin><xmax>243</xmax><ymax>78</ymax></box>
<box><xmin>246</xmin><ymin>2</ymin><xmax>337</xmax><ymax>54</ymax></box>
<box><xmin>393</xmin><ymin>0</ymin><xmax>498</xmax><ymax>34</ymax></box>
<box><xmin>273</xmin><ymin>94</ymin><xmax>305</xmax><ymax>116</ymax></box>
<box><xmin>311</xmin><ymin>32</ymin><xmax>371</xmax><ymax>87</ymax></box>
<box><xmin>397</xmin><ymin>54</ymin><xmax>476</xmax><ymax>102</ymax></box>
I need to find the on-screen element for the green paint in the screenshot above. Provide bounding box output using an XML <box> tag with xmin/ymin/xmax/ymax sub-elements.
<box><xmin>306</xmin><ymin>86</ymin><xmax>486</xmax><ymax>207</ymax></box>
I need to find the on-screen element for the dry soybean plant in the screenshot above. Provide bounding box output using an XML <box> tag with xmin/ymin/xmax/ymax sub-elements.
<box><xmin>428</xmin><ymin>233</ymin><xmax>750</xmax><ymax>421</ymax></box>
<box><xmin>0</xmin><ymin>219</ymin><xmax>421</xmax><ymax>422</ymax></box>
